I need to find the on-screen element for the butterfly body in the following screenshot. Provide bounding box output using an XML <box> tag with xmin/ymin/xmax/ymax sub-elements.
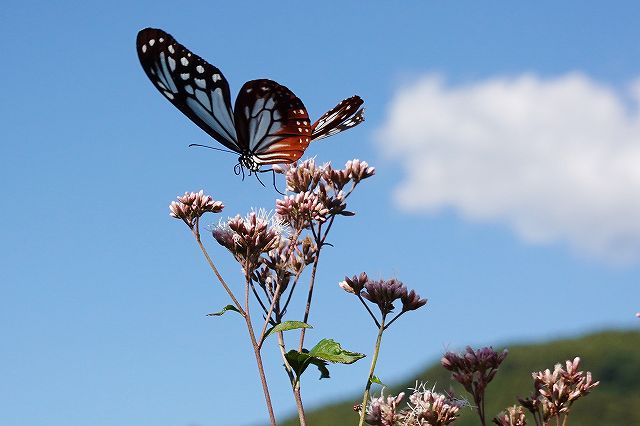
<box><xmin>137</xmin><ymin>28</ymin><xmax>363</xmax><ymax>173</ymax></box>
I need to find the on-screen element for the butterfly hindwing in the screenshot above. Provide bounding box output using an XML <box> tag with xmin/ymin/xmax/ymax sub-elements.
<box><xmin>136</xmin><ymin>28</ymin><xmax>239</xmax><ymax>153</ymax></box>
<box><xmin>311</xmin><ymin>95</ymin><xmax>365</xmax><ymax>141</ymax></box>
<box><xmin>234</xmin><ymin>79</ymin><xmax>312</xmax><ymax>165</ymax></box>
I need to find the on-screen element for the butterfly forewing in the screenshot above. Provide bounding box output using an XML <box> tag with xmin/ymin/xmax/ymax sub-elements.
<box><xmin>311</xmin><ymin>95</ymin><xmax>365</xmax><ymax>141</ymax></box>
<box><xmin>234</xmin><ymin>79</ymin><xmax>312</xmax><ymax>165</ymax></box>
<box><xmin>136</xmin><ymin>28</ymin><xmax>240</xmax><ymax>153</ymax></box>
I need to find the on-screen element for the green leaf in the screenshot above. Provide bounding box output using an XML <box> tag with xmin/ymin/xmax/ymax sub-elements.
<box><xmin>309</xmin><ymin>339</ymin><xmax>366</xmax><ymax>364</ymax></box>
<box><xmin>265</xmin><ymin>321</ymin><xmax>312</xmax><ymax>338</ymax></box>
<box><xmin>310</xmin><ymin>357</ymin><xmax>331</xmax><ymax>379</ymax></box>
<box><xmin>370</xmin><ymin>375</ymin><xmax>387</xmax><ymax>387</ymax></box>
<box><xmin>285</xmin><ymin>350</ymin><xmax>331</xmax><ymax>381</ymax></box>
<box><xmin>284</xmin><ymin>350</ymin><xmax>309</xmax><ymax>376</ymax></box>
<box><xmin>206</xmin><ymin>305</ymin><xmax>241</xmax><ymax>317</ymax></box>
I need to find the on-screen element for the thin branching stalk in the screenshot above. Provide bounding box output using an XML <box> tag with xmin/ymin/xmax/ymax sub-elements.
<box><xmin>357</xmin><ymin>294</ymin><xmax>380</xmax><ymax>328</ymax></box>
<box><xmin>249</xmin><ymin>281</ymin><xmax>270</xmax><ymax>316</ymax></box>
<box><xmin>258</xmin><ymin>229</ymin><xmax>303</xmax><ymax>347</ymax></box>
<box><xmin>192</xmin><ymin>222</ymin><xmax>244</xmax><ymax>315</ymax></box>
<box><xmin>358</xmin><ymin>314</ymin><xmax>386</xmax><ymax>426</ymax></box>
<box><xmin>276</xmin><ymin>331</ymin><xmax>307</xmax><ymax>426</ymax></box>
<box><xmin>298</xmin><ymin>222</ymin><xmax>323</xmax><ymax>351</ymax></box>
<box><xmin>191</xmin><ymin>223</ymin><xmax>275</xmax><ymax>424</ymax></box>
<box><xmin>258</xmin><ymin>280</ymin><xmax>285</xmax><ymax>348</ymax></box>
<box><xmin>280</xmin><ymin>266</ymin><xmax>304</xmax><ymax>315</ymax></box>
<box><xmin>242</xmin><ymin>258</ymin><xmax>277</xmax><ymax>426</ymax></box>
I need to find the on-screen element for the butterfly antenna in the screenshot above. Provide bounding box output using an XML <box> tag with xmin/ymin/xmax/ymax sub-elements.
<box><xmin>188</xmin><ymin>143</ymin><xmax>236</xmax><ymax>155</ymax></box>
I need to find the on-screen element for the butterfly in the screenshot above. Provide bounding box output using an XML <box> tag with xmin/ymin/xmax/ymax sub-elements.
<box><xmin>136</xmin><ymin>28</ymin><xmax>364</xmax><ymax>176</ymax></box>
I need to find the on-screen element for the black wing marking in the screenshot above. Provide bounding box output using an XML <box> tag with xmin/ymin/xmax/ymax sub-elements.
<box><xmin>311</xmin><ymin>95</ymin><xmax>365</xmax><ymax>141</ymax></box>
<box><xmin>233</xmin><ymin>79</ymin><xmax>312</xmax><ymax>165</ymax></box>
<box><xmin>136</xmin><ymin>28</ymin><xmax>240</xmax><ymax>153</ymax></box>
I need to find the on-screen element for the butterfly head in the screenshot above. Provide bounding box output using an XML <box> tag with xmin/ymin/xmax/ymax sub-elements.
<box><xmin>237</xmin><ymin>154</ymin><xmax>261</xmax><ymax>174</ymax></box>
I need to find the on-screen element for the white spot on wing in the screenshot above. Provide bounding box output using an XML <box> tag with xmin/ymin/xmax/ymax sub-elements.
<box><xmin>195</xmin><ymin>78</ymin><xmax>206</xmax><ymax>89</ymax></box>
<box><xmin>196</xmin><ymin>65</ymin><xmax>204</xmax><ymax>73</ymax></box>
<box><xmin>141</xmin><ymin>44</ymin><xmax>147</xmax><ymax>53</ymax></box>
<box><xmin>149</xmin><ymin>39</ymin><xmax>155</xmax><ymax>46</ymax></box>
<box><xmin>181</xmin><ymin>57</ymin><xmax>189</xmax><ymax>66</ymax></box>
<box><xmin>168</xmin><ymin>45</ymin><xmax>175</xmax><ymax>54</ymax></box>
<box><xmin>181</xmin><ymin>73</ymin><xmax>190</xmax><ymax>80</ymax></box>
<box><xmin>168</xmin><ymin>56</ymin><xmax>176</xmax><ymax>72</ymax></box>
<box><xmin>163</xmin><ymin>91</ymin><xmax>174</xmax><ymax>99</ymax></box>
<box><xmin>212</xmin><ymin>74</ymin><xmax>221</xmax><ymax>82</ymax></box>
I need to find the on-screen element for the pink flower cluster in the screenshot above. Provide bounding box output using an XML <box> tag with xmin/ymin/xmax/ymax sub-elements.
<box><xmin>169</xmin><ymin>190</ymin><xmax>224</xmax><ymax>228</ymax></box>
<box><xmin>493</xmin><ymin>405</ymin><xmax>527</xmax><ymax>426</ymax></box>
<box><xmin>519</xmin><ymin>357</ymin><xmax>599</xmax><ymax>421</ymax></box>
<box><xmin>212</xmin><ymin>210</ymin><xmax>282</xmax><ymax>270</ymax></box>
<box><xmin>364</xmin><ymin>385</ymin><xmax>462</xmax><ymax>426</ymax></box>
<box><xmin>275</xmin><ymin>158</ymin><xmax>374</xmax><ymax>231</ymax></box>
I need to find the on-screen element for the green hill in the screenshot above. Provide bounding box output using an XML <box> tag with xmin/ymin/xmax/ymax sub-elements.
<box><xmin>280</xmin><ymin>329</ymin><xmax>640</xmax><ymax>426</ymax></box>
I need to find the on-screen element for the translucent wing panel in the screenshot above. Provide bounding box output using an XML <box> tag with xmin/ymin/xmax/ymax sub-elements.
<box><xmin>136</xmin><ymin>28</ymin><xmax>239</xmax><ymax>152</ymax></box>
<box><xmin>311</xmin><ymin>95</ymin><xmax>365</xmax><ymax>141</ymax></box>
<box><xmin>234</xmin><ymin>79</ymin><xmax>312</xmax><ymax>165</ymax></box>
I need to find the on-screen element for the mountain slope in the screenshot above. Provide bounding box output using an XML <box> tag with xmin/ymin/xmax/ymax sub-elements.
<box><xmin>280</xmin><ymin>329</ymin><xmax>640</xmax><ymax>425</ymax></box>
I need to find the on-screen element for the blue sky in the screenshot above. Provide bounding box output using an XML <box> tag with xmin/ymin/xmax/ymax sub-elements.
<box><xmin>2</xmin><ymin>1</ymin><xmax>640</xmax><ymax>425</ymax></box>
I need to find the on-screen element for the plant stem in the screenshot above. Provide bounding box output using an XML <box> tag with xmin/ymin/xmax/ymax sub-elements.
<box><xmin>298</xmin><ymin>223</ymin><xmax>323</xmax><ymax>351</ymax></box>
<box><xmin>258</xmin><ymin>280</ymin><xmax>284</xmax><ymax>348</ymax></box>
<box><xmin>358</xmin><ymin>315</ymin><xmax>386</xmax><ymax>426</ymax></box>
<box><xmin>478</xmin><ymin>394</ymin><xmax>486</xmax><ymax>426</ymax></box>
<box><xmin>276</xmin><ymin>331</ymin><xmax>306</xmax><ymax>425</ymax></box>
<box><xmin>193</xmin><ymin>228</ymin><xmax>244</xmax><ymax>315</ymax></box>
<box><xmin>191</xmin><ymin>225</ymin><xmax>274</xmax><ymax>423</ymax></box>
<box><xmin>243</xmin><ymin>260</ymin><xmax>277</xmax><ymax>426</ymax></box>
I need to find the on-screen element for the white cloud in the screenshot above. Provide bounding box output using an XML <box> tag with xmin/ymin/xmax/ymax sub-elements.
<box><xmin>376</xmin><ymin>73</ymin><xmax>640</xmax><ymax>262</ymax></box>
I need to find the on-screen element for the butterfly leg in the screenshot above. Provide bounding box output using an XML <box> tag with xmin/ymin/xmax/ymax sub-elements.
<box><xmin>254</xmin><ymin>171</ymin><xmax>267</xmax><ymax>188</ymax></box>
<box><xmin>270</xmin><ymin>169</ymin><xmax>285</xmax><ymax>196</ymax></box>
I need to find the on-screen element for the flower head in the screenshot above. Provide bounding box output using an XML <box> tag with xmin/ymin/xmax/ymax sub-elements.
<box><xmin>441</xmin><ymin>346</ymin><xmax>508</xmax><ymax>402</ymax></box>
<box><xmin>279</xmin><ymin>158</ymin><xmax>325</xmax><ymax>193</ymax></box>
<box><xmin>276</xmin><ymin>191</ymin><xmax>330</xmax><ymax>230</ymax></box>
<box><xmin>365</xmin><ymin>391</ymin><xmax>405</xmax><ymax>426</ymax></box>
<box><xmin>323</xmin><ymin>164</ymin><xmax>351</xmax><ymax>191</ymax></box>
<box><xmin>527</xmin><ymin>357</ymin><xmax>600</xmax><ymax>418</ymax></box>
<box><xmin>403</xmin><ymin>383</ymin><xmax>463</xmax><ymax>426</ymax></box>
<box><xmin>212</xmin><ymin>209</ymin><xmax>282</xmax><ymax>271</ymax></box>
<box><xmin>346</xmin><ymin>159</ymin><xmax>375</xmax><ymax>183</ymax></box>
<box><xmin>169</xmin><ymin>190</ymin><xmax>224</xmax><ymax>228</ymax></box>
<box><xmin>339</xmin><ymin>272</ymin><xmax>369</xmax><ymax>294</ymax></box>
<box><xmin>493</xmin><ymin>405</ymin><xmax>527</xmax><ymax>426</ymax></box>
<box><xmin>401</xmin><ymin>289</ymin><xmax>428</xmax><ymax>312</ymax></box>
<box><xmin>362</xmin><ymin>279</ymin><xmax>408</xmax><ymax>315</ymax></box>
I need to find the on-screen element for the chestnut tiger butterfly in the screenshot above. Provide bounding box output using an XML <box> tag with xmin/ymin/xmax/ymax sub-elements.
<box><xmin>136</xmin><ymin>28</ymin><xmax>364</xmax><ymax>176</ymax></box>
